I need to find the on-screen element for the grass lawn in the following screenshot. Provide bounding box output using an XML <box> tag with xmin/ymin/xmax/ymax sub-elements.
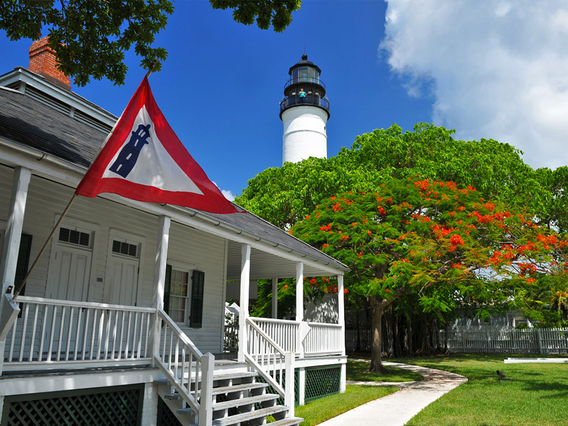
<box><xmin>392</xmin><ymin>353</ymin><xmax>568</xmax><ymax>426</ymax></box>
<box><xmin>294</xmin><ymin>385</ymin><xmax>398</xmax><ymax>426</ymax></box>
<box><xmin>347</xmin><ymin>359</ymin><xmax>423</xmax><ymax>382</ymax></box>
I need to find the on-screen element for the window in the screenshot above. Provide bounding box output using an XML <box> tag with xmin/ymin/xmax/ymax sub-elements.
<box><xmin>59</xmin><ymin>227</ymin><xmax>90</xmax><ymax>248</ymax></box>
<box><xmin>164</xmin><ymin>265</ymin><xmax>204</xmax><ymax>328</ymax></box>
<box><xmin>167</xmin><ymin>267</ymin><xmax>190</xmax><ymax>323</ymax></box>
<box><xmin>112</xmin><ymin>240</ymin><xmax>138</xmax><ymax>258</ymax></box>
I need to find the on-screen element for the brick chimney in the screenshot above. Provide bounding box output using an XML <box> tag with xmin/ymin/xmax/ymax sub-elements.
<box><xmin>28</xmin><ymin>37</ymin><xmax>71</xmax><ymax>89</ymax></box>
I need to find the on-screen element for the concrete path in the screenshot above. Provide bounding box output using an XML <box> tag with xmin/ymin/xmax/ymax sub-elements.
<box><xmin>318</xmin><ymin>361</ymin><xmax>467</xmax><ymax>426</ymax></box>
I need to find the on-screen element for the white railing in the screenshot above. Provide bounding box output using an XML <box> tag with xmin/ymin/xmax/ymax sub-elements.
<box><xmin>245</xmin><ymin>317</ymin><xmax>295</xmax><ymax>417</ymax></box>
<box><xmin>250</xmin><ymin>317</ymin><xmax>299</xmax><ymax>353</ymax></box>
<box><xmin>3</xmin><ymin>296</ymin><xmax>154</xmax><ymax>369</ymax></box>
<box><xmin>250</xmin><ymin>317</ymin><xmax>343</xmax><ymax>356</ymax></box>
<box><xmin>304</xmin><ymin>322</ymin><xmax>343</xmax><ymax>355</ymax></box>
<box><xmin>223</xmin><ymin>324</ymin><xmax>238</xmax><ymax>352</ymax></box>
<box><xmin>154</xmin><ymin>310</ymin><xmax>214</xmax><ymax>420</ymax></box>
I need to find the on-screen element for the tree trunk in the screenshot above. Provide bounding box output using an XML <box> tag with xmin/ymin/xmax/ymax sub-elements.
<box><xmin>394</xmin><ymin>314</ymin><xmax>402</xmax><ymax>358</ymax></box>
<box><xmin>369</xmin><ymin>296</ymin><xmax>389</xmax><ymax>373</ymax></box>
<box><xmin>432</xmin><ymin>318</ymin><xmax>441</xmax><ymax>353</ymax></box>
<box><xmin>419</xmin><ymin>313</ymin><xmax>432</xmax><ymax>355</ymax></box>
<box><xmin>385</xmin><ymin>308</ymin><xmax>394</xmax><ymax>358</ymax></box>
<box><xmin>408</xmin><ymin>316</ymin><xmax>413</xmax><ymax>356</ymax></box>
<box><xmin>355</xmin><ymin>309</ymin><xmax>361</xmax><ymax>352</ymax></box>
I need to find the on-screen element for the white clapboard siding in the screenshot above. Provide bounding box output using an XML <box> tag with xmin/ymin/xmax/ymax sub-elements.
<box><xmin>1</xmin><ymin>167</ymin><xmax>227</xmax><ymax>356</ymax></box>
<box><xmin>167</xmin><ymin>222</ymin><xmax>226</xmax><ymax>355</ymax></box>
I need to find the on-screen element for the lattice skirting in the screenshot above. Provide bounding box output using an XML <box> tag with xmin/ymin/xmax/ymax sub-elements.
<box><xmin>1</xmin><ymin>384</ymin><xmax>144</xmax><ymax>426</ymax></box>
<box><xmin>157</xmin><ymin>397</ymin><xmax>183</xmax><ymax>426</ymax></box>
<box><xmin>304</xmin><ymin>366</ymin><xmax>341</xmax><ymax>403</ymax></box>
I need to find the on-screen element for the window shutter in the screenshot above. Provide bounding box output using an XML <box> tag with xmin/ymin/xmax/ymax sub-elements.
<box><xmin>190</xmin><ymin>270</ymin><xmax>205</xmax><ymax>328</ymax></box>
<box><xmin>15</xmin><ymin>233</ymin><xmax>33</xmax><ymax>297</ymax></box>
<box><xmin>163</xmin><ymin>264</ymin><xmax>172</xmax><ymax>314</ymax></box>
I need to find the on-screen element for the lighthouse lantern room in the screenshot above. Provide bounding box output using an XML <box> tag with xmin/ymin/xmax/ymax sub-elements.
<box><xmin>280</xmin><ymin>54</ymin><xmax>330</xmax><ymax>164</ymax></box>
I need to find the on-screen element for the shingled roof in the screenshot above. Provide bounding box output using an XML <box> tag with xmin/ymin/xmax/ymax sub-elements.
<box><xmin>0</xmin><ymin>81</ymin><xmax>347</xmax><ymax>273</ymax></box>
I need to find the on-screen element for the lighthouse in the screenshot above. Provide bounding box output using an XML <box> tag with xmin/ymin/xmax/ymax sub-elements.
<box><xmin>280</xmin><ymin>54</ymin><xmax>330</xmax><ymax>164</ymax></box>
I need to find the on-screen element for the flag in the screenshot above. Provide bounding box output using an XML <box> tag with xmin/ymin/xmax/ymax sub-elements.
<box><xmin>76</xmin><ymin>77</ymin><xmax>239</xmax><ymax>214</ymax></box>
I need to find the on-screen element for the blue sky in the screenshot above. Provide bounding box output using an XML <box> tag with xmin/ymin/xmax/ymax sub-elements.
<box><xmin>2</xmin><ymin>1</ymin><xmax>568</xmax><ymax>199</ymax></box>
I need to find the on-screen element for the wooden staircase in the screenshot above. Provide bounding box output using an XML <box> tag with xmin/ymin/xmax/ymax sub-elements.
<box><xmin>155</xmin><ymin>362</ymin><xmax>304</xmax><ymax>426</ymax></box>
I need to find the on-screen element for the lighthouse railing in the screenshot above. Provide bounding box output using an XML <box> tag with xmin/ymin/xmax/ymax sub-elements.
<box><xmin>280</xmin><ymin>95</ymin><xmax>330</xmax><ymax>113</ymax></box>
<box><xmin>284</xmin><ymin>77</ymin><xmax>326</xmax><ymax>90</ymax></box>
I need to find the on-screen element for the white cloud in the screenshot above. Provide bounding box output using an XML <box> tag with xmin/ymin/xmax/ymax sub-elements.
<box><xmin>381</xmin><ymin>0</ymin><xmax>568</xmax><ymax>169</ymax></box>
<box><xmin>221</xmin><ymin>189</ymin><xmax>235</xmax><ymax>201</ymax></box>
<box><xmin>212</xmin><ymin>181</ymin><xmax>235</xmax><ymax>201</ymax></box>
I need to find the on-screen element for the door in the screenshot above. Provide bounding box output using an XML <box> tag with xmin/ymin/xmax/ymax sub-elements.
<box><xmin>45</xmin><ymin>227</ymin><xmax>93</xmax><ymax>358</ymax></box>
<box><xmin>109</xmin><ymin>255</ymin><xmax>139</xmax><ymax>306</ymax></box>
<box><xmin>108</xmin><ymin>237</ymin><xmax>141</xmax><ymax>307</ymax></box>
<box><xmin>47</xmin><ymin>245</ymin><xmax>92</xmax><ymax>301</ymax></box>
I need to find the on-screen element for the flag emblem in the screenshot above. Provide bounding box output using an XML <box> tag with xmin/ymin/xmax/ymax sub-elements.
<box><xmin>76</xmin><ymin>78</ymin><xmax>238</xmax><ymax>214</ymax></box>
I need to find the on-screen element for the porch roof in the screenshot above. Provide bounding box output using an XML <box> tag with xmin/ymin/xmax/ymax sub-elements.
<box><xmin>0</xmin><ymin>80</ymin><xmax>348</xmax><ymax>278</ymax></box>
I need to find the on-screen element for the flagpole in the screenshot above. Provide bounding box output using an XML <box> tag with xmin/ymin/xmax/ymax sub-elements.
<box><xmin>12</xmin><ymin>193</ymin><xmax>79</xmax><ymax>300</ymax></box>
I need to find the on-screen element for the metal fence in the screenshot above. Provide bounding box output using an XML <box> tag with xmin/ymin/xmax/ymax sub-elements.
<box><xmin>345</xmin><ymin>327</ymin><xmax>568</xmax><ymax>355</ymax></box>
<box><xmin>440</xmin><ymin>327</ymin><xmax>568</xmax><ymax>354</ymax></box>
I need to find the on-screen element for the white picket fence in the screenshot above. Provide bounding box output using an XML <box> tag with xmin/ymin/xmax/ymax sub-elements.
<box><xmin>440</xmin><ymin>327</ymin><xmax>568</xmax><ymax>354</ymax></box>
<box><xmin>345</xmin><ymin>327</ymin><xmax>568</xmax><ymax>354</ymax></box>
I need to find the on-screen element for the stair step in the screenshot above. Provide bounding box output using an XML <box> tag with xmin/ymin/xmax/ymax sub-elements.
<box><xmin>154</xmin><ymin>371</ymin><xmax>257</xmax><ymax>387</ymax></box>
<box><xmin>163</xmin><ymin>393</ymin><xmax>182</xmax><ymax>400</ymax></box>
<box><xmin>212</xmin><ymin>382</ymin><xmax>268</xmax><ymax>396</ymax></box>
<box><xmin>212</xmin><ymin>406</ymin><xmax>288</xmax><ymax>426</ymax></box>
<box><xmin>212</xmin><ymin>394</ymin><xmax>279</xmax><ymax>410</ymax></box>
<box><xmin>213</xmin><ymin>371</ymin><xmax>258</xmax><ymax>382</ymax></box>
<box><xmin>176</xmin><ymin>407</ymin><xmax>196</xmax><ymax>416</ymax></box>
<box><xmin>269</xmin><ymin>418</ymin><xmax>305</xmax><ymax>426</ymax></box>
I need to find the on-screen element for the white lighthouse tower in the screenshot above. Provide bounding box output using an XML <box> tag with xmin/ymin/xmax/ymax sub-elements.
<box><xmin>280</xmin><ymin>54</ymin><xmax>330</xmax><ymax>164</ymax></box>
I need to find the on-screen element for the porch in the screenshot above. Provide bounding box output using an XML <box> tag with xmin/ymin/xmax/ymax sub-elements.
<box><xmin>0</xmin><ymin>294</ymin><xmax>345</xmax><ymax>425</ymax></box>
<box><xmin>0</xmin><ymin>165</ymin><xmax>348</xmax><ymax>426</ymax></box>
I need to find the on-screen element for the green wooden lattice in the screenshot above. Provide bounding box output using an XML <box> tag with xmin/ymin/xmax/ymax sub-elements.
<box><xmin>1</xmin><ymin>385</ymin><xmax>144</xmax><ymax>426</ymax></box>
<box><xmin>304</xmin><ymin>366</ymin><xmax>341</xmax><ymax>403</ymax></box>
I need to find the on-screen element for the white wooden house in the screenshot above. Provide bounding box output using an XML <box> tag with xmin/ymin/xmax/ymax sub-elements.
<box><xmin>0</xmin><ymin>39</ymin><xmax>348</xmax><ymax>426</ymax></box>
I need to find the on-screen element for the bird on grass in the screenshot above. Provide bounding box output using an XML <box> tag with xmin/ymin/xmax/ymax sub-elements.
<box><xmin>496</xmin><ymin>370</ymin><xmax>511</xmax><ymax>381</ymax></box>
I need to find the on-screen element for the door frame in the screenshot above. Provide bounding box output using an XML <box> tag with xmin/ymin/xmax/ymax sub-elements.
<box><xmin>104</xmin><ymin>228</ymin><xmax>146</xmax><ymax>306</ymax></box>
<box><xmin>46</xmin><ymin>215</ymin><xmax>100</xmax><ymax>301</ymax></box>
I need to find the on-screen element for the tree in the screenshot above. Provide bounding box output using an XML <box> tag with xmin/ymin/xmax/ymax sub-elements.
<box><xmin>237</xmin><ymin>123</ymin><xmax>552</xmax><ymax>230</ymax></box>
<box><xmin>292</xmin><ymin>177</ymin><xmax>568</xmax><ymax>371</ymax></box>
<box><xmin>0</xmin><ymin>0</ymin><xmax>301</xmax><ymax>86</ymax></box>
<box><xmin>210</xmin><ymin>0</ymin><xmax>301</xmax><ymax>32</ymax></box>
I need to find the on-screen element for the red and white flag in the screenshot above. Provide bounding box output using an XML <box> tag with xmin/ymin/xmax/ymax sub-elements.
<box><xmin>76</xmin><ymin>77</ymin><xmax>239</xmax><ymax>214</ymax></box>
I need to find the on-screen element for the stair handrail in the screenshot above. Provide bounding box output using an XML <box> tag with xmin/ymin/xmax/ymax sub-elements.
<box><xmin>245</xmin><ymin>317</ymin><xmax>295</xmax><ymax>417</ymax></box>
<box><xmin>154</xmin><ymin>309</ymin><xmax>214</xmax><ymax>421</ymax></box>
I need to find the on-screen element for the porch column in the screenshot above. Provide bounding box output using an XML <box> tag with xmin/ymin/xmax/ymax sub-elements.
<box><xmin>271</xmin><ymin>277</ymin><xmax>278</xmax><ymax>319</ymax></box>
<box><xmin>0</xmin><ymin>167</ymin><xmax>31</xmax><ymax>295</ymax></box>
<box><xmin>337</xmin><ymin>274</ymin><xmax>345</xmax><ymax>354</ymax></box>
<box><xmin>150</xmin><ymin>215</ymin><xmax>170</xmax><ymax>364</ymax></box>
<box><xmin>0</xmin><ymin>167</ymin><xmax>31</xmax><ymax>375</ymax></box>
<box><xmin>238</xmin><ymin>244</ymin><xmax>251</xmax><ymax>362</ymax></box>
<box><xmin>295</xmin><ymin>262</ymin><xmax>304</xmax><ymax>321</ymax></box>
<box><xmin>338</xmin><ymin>274</ymin><xmax>347</xmax><ymax>393</ymax></box>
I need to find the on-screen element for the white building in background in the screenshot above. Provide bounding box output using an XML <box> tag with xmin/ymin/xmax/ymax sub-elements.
<box><xmin>280</xmin><ymin>54</ymin><xmax>330</xmax><ymax>164</ymax></box>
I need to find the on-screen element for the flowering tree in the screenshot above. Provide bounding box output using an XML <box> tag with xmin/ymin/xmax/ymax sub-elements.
<box><xmin>292</xmin><ymin>177</ymin><xmax>568</xmax><ymax>372</ymax></box>
<box><xmin>237</xmin><ymin>123</ymin><xmax>554</xmax><ymax>230</ymax></box>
